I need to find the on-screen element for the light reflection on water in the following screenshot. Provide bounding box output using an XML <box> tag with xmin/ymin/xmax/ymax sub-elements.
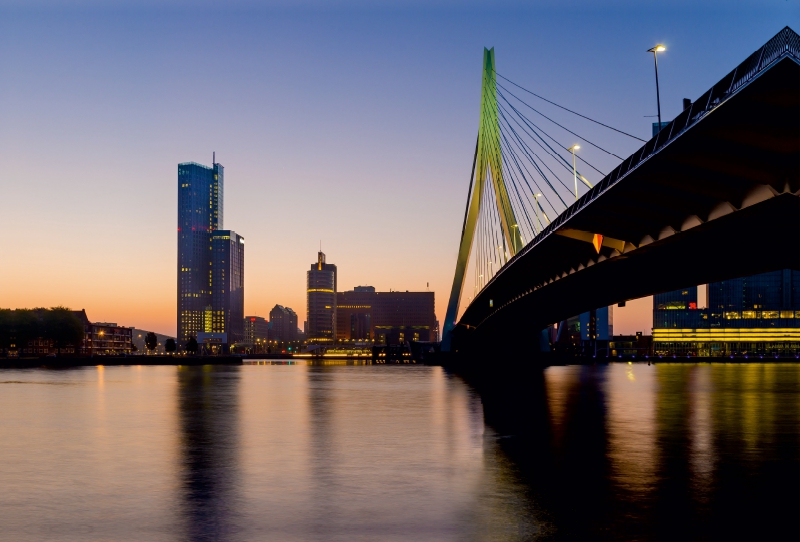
<box><xmin>528</xmin><ymin>363</ymin><xmax>800</xmax><ymax>540</ymax></box>
<box><xmin>2</xmin><ymin>362</ymin><xmax>800</xmax><ymax>540</ymax></box>
<box><xmin>0</xmin><ymin>364</ymin><xmax>540</xmax><ymax>541</ymax></box>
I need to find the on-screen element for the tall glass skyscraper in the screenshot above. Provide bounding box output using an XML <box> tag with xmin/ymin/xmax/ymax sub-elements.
<box><xmin>178</xmin><ymin>158</ymin><xmax>244</xmax><ymax>349</ymax></box>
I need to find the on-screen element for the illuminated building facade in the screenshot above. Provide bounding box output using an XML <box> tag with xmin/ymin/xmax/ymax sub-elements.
<box><xmin>307</xmin><ymin>251</ymin><xmax>337</xmax><ymax>343</ymax></box>
<box><xmin>336</xmin><ymin>288</ymin><xmax>436</xmax><ymax>344</ymax></box>
<box><xmin>269</xmin><ymin>305</ymin><xmax>298</xmax><ymax>342</ymax></box>
<box><xmin>178</xmin><ymin>160</ymin><xmax>223</xmax><ymax>344</ymax></box>
<box><xmin>653</xmin><ymin>270</ymin><xmax>800</xmax><ymax>356</ymax></box>
<box><xmin>178</xmin><ymin>157</ymin><xmax>245</xmax><ymax>350</ymax></box>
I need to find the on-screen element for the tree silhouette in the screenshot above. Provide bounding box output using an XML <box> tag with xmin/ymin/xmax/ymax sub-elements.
<box><xmin>44</xmin><ymin>307</ymin><xmax>84</xmax><ymax>356</ymax></box>
<box><xmin>145</xmin><ymin>332</ymin><xmax>158</xmax><ymax>353</ymax></box>
<box><xmin>165</xmin><ymin>338</ymin><xmax>176</xmax><ymax>355</ymax></box>
<box><xmin>186</xmin><ymin>336</ymin><xmax>198</xmax><ymax>354</ymax></box>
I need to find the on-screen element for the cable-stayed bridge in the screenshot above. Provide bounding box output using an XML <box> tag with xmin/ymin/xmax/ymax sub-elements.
<box><xmin>443</xmin><ymin>27</ymin><xmax>800</xmax><ymax>356</ymax></box>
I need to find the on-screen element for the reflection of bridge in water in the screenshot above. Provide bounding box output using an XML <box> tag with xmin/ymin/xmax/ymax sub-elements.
<box><xmin>443</xmin><ymin>28</ymin><xmax>800</xmax><ymax>357</ymax></box>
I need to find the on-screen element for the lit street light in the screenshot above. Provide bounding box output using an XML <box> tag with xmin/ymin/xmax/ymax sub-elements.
<box><xmin>648</xmin><ymin>44</ymin><xmax>666</xmax><ymax>133</ymax></box>
<box><xmin>568</xmin><ymin>145</ymin><xmax>580</xmax><ymax>201</ymax></box>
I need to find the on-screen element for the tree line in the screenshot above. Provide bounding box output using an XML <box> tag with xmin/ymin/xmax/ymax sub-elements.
<box><xmin>0</xmin><ymin>307</ymin><xmax>85</xmax><ymax>355</ymax></box>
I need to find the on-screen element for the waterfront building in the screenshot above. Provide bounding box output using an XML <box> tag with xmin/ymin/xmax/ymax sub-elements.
<box><xmin>269</xmin><ymin>305</ymin><xmax>298</xmax><ymax>342</ymax></box>
<box><xmin>336</xmin><ymin>288</ymin><xmax>436</xmax><ymax>344</ymax></box>
<box><xmin>243</xmin><ymin>316</ymin><xmax>269</xmax><ymax>347</ymax></box>
<box><xmin>609</xmin><ymin>333</ymin><xmax>652</xmax><ymax>357</ymax></box>
<box><xmin>177</xmin><ymin>157</ymin><xmax>245</xmax><ymax>351</ymax></box>
<box><xmin>652</xmin><ymin>270</ymin><xmax>800</xmax><ymax>356</ymax></box>
<box><xmin>71</xmin><ymin>310</ymin><xmax>133</xmax><ymax>355</ymax></box>
<box><xmin>307</xmin><ymin>251</ymin><xmax>337</xmax><ymax>343</ymax></box>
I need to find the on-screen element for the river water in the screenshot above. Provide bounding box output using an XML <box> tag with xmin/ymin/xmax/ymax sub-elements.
<box><xmin>1</xmin><ymin>362</ymin><xmax>798</xmax><ymax>541</ymax></box>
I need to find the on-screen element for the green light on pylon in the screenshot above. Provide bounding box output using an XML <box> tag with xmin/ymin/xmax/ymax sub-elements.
<box><xmin>442</xmin><ymin>47</ymin><xmax>523</xmax><ymax>351</ymax></box>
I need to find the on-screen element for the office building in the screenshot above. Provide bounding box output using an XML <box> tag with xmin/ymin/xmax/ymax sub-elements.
<box><xmin>177</xmin><ymin>157</ymin><xmax>245</xmax><ymax>351</ymax></box>
<box><xmin>653</xmin><ymin>270</ymin><xmax>800</xmax><ymax>356</ymax></box>
<box><xmin>243</xmin><ymin>316</ymin><xmax>269</xmax><ymax>350</ymax></box>
<box><xmin>553</xmin><ymin>307</ymin><xmax>613</xmax><ymax>354</ymax></box>
<box><xmin>206</xmin><ymin>230</ymin><xmax>245</xmax><ymax>344</ymax></box>
<box><xmin>269</xmin><ymin>305</ymin><xmax>298</xmax><ymax>342</ymax></box>
<box><xmin>336</xmin><ymin>288</ymin><xmax>436</xmax><ymax>344</ymax></box>
<box><xmin>307</xmin><ymin>251</ymin><xmax>337</xmax><ymax>343</ymax></box>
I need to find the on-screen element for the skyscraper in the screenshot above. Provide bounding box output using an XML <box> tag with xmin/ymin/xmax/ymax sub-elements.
<box><xmin>178</xmin><ymin>157</ymin><xmax>244</xmax><ymax>350</ymax></box>
<box><xmin>307</xmin><ymin>251</ymin><xmax>337</xmax><ymax>343</ymax></box>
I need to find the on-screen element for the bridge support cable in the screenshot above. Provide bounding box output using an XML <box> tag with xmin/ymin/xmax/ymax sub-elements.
<box><xmin>498</xmin><ymin>95</ymin><xmax>607</xmax><ymax>182</ymax></box>
<box><xmin>498</xmin><ymin>98</ymin><xmax>598</xmax><ymax>186</ymax></box>
<box><xmin>497</xmin><ymin>83</ymin><xmax>626</xmax><ymax>160</ymax></box>
<box><xmin>498</xmin><ymin>121</ymin><xmax>567</xmax><ymax>220</ymax></box>
<box><xmin>494</xmin><ymin>71</ymin><xmax>647</xmax><ymax>142</ymax></box>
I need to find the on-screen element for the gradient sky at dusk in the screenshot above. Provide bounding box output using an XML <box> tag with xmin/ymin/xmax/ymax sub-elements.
<box><xmin>1</xmin><ymin>0</ymin><xmax>797</xmax><ymax>335</ymax></box>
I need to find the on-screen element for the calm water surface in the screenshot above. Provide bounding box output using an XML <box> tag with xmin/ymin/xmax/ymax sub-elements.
<box><xmin>1</xmin><ymin>362</ymin><xmax>799</xmax><ymax>540</ymax></box>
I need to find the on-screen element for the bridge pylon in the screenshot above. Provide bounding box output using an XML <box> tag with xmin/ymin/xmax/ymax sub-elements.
<box><xmin>442</xmin><ymin>48</ymin><xmax>523</xmax><ymax>351</ymax></box>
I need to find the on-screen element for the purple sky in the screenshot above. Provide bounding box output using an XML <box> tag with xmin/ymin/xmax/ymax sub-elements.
<box><xmin>0</xmin><ymin>0</ymin><xmax>795</xmax><ymax>335</ymax></box>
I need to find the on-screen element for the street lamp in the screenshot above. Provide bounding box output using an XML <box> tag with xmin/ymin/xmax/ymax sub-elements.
<box><xmin>648</xmin><ymin>44</ymin><xmax>666</xmax><ymax>133</ymax></box>
<box><xmin>567</xmin><ymin>145</ymin><xmax>580</xmax><ymax>201</ymax></box>
<box><xmin>533</xmin><ymin>193</ymin><xmax>542</xmax><ymax>234</ymax></box>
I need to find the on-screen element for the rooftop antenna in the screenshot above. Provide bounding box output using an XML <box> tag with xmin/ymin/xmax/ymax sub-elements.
<box><xmin>213</xmin><ymin>151</ymin><xmax>215</xmax><ymax>166</ymax></box>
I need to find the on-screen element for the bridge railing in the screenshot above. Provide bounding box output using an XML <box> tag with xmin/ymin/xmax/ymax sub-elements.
<box><xmin>483</xmin><ymin>27</ymin><xmax>800</xmax><ymax>290</ymax></box>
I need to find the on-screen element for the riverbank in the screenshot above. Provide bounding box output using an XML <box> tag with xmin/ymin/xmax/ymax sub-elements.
<box><xmin>0</xmin><ymin>355</ymin><xmax>245</xmax><ymax>369</ymax></box>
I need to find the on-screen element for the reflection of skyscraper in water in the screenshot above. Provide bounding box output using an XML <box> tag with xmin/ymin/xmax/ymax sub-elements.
<box><xmin>177</xmin><ymin>366</ymin><xmax>241</xmax><ymax>540</ymax></box>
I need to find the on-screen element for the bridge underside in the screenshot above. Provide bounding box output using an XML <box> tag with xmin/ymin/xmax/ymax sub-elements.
<box><xmin>454</xmin><ymin>56</ymin><xmax>800</xmax><ymax>352</ymax></box>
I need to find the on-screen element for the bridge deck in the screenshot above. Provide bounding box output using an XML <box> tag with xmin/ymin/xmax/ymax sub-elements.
<box><xmin>456</xmin><ymin>30</ymin><xmax>800</xmax><ymax>345</ymax></box>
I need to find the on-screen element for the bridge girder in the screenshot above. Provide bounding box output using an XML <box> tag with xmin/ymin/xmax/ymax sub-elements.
<box><xmin>452</xmin><ymin>38</ymin><xmax>800</xmax><ymax>352</ymax></box>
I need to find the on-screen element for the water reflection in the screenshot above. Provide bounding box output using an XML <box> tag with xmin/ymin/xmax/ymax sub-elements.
<box><xmin>487</xmin><ymin>363</ymin><xmax>800</xmax><ymax>541</ymax></box>
<box><xmin>2</xmin><ymin>363</ymin><xmax>800</xmax><ymax>540</ymax></box>
<box><xmin>177</xmin><ymin>366</ymin><xmax>242</xmax><ymax>541</ymax></box>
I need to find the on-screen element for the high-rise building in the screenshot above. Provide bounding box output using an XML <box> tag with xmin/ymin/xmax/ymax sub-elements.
<box><xmin>177</xmin><ymin>157</ymin><xmax>244</xmax><ymax>351</ymax></box>
<box><xmin>269</xmin><ymin>305</ymin><xmax>298</xmax><ymax>342</ymax></box>
<box><xmin>208</xmin><ymin>230</ymin><xmax>245</xmax><ymax>344</ymax></box>
<box><xmin>653</xmin><ymin>270</ymin><xmax>800</xmax><ymax>356</ymax></box>
<box><xmin>336</xmin><ymin>288</ymin><xmax>436</xmax><ymax>344</ymax></box>
<box><xmin>178</xmin><ymin>160</ymin><xmax>223</xmax><ymax>345</ymax></box>
<box><xmin>307</xmin><ymin>251</ymin><xmax>337</xmax><ymax>343</ymax></box>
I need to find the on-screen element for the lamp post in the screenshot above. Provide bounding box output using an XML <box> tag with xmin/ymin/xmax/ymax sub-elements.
<box><xmin>568</xmin><ymin>145</ymin><xmax>580</xmax><ymax>201</ymax></box>
<box><xmin>648</xmin><ymin>44</ymin><xmax>666</xmax><ymax>132</ymax></box>
<box><xmin>533</xmin><ymin>193</ymin><xmax>542</xmax><ymax>234</ymax></box>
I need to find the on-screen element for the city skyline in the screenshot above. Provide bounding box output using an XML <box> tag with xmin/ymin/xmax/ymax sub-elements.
<box><xmin>1</xmin><ymin>1</ymin><xmax>796</xmax><ymax>335</ymax></box>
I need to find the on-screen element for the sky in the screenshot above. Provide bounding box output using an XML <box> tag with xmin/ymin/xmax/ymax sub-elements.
<box><xmin>1</xmin><ymin>0</ymin><xmax>798</xmax><ymax>336</ymax></box>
